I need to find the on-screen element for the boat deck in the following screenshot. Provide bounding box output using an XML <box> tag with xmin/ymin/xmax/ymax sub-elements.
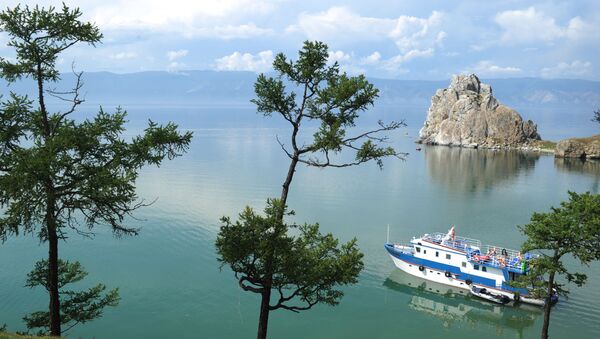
<box><xmin>417</xmin><ymin>232</ymin><xmax>537</xmax><ymax>273</ymax></box>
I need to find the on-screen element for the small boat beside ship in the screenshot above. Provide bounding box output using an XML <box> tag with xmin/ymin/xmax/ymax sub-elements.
<box><xmin>470</xmin><ymin>286</ymin><xmax>511</xmax><ymax>304</ymax></box>
<box><xmin>384</xmin><ymin>227</ymin><xmax>557</xmax><ymax>306</ymax></box>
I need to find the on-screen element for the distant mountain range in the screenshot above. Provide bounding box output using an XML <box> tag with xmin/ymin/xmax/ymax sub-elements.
<box><xmin>1</xmin><ymin>71</ymin><xmax>599</xmax><ymax>139</ymax></box>
<box><xmin>2</xmin><ymin>70</ymin><xmax>599</xmax><ymax>107</ymax></box>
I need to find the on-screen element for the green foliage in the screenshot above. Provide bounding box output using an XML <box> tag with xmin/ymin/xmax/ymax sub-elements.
<box><xmin>0</xmin><ymin>4</ymin><xmax>193</xmax><ymax>241</ymax></box>
<box><xmin>521</xmin><ymin>191</ymin><xmax>600</xmax><ymax>267</ymax></box>
<box><xmin>218</xmin><ymin>41</ymin><xmax>400</xmax><ymax>338</ymax></box>
<box><xmin>23</xmin><ymin>259</ymin><xmax>119</xmax><ymax>334</ymax></box>
<box><xmin>251</xmin><ymin>40</ymin><xmax>405</xmax><ymax>169</ymax></box>
<box><xmin>594</xmin><ymin>109</ymin><xmax>600</xmax><ymax>125</ymax></box>
<box><xmin>0</xmin><ymin>4</ymin><xmax>101</xmax><ymax>82</ymax></box>
<box><xmin>0</xmin><ymin>4</ymin><xmax>192</xmax><ymax>336</ymax></box>
<box><xmin>216</xmin><ymin>199</ymin><xmax>364</xmax><ymax>312</ymax></box>
<box><xmin>512</xmin><ymin>192</ymin><xmax>600</xmax><ymax>296</ymax></box>
<box><xmin>0</xmin><ymin>103</ymin><xmax>192</xmax><ymax>240</ymax></box>
<box><xmin>511</xmin><ymin>191</ymin><xmax>600</xmax><ymax>338</ymax></box>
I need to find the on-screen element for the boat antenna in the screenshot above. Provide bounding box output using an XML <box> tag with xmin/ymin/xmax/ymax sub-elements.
<box><xmin>386</xmin><ymin>224</ymin><xmax>390</xmax><ymax>243</ymax></box>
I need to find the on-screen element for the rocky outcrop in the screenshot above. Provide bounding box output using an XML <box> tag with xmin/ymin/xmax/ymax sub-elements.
<box><xmin>555</xmin><ymin>135</ymin><xmax>600</xmax><ymax>159</ymax></box>
<box><xmin>417</xmin><ymin>74</ymin><xmax>541</xmax><ymax>148</ymax></box>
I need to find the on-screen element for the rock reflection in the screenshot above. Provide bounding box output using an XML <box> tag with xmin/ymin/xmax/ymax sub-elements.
<box><xmin>425</xmin><ymin>146</ymin><xmax>540</xmax><ymax>192</ymax></box>
<box><xmin>383</xmin><ymin>270</ymin><xmax>539</xmax><ymax>337</ymax></box>
<box><xmin>555</xmin><ymin>158</ymin><xmax>600</xmax><ymax>192</ymax></box>
<box><xmin>554</xmin><ymin>158</ymin><xmax>600</xmax><ymax>177</ymax></box>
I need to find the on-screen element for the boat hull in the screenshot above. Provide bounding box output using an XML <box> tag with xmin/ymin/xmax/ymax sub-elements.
<box><xmin>388</xmin><ymin>252</ymin><xmax>472</xmax><ymax>291</ymax></box>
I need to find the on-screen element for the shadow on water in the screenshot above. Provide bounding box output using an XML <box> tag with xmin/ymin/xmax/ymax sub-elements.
<box><xmin>424</xmin><ymin>145</ymin><xmax>541</xmax><ymax>192</ymax></box>
<box><xmin>383</xmin><ymin>270</ymin><xmax>540</xmax><ymax>338</ymax></box>
<box><xmin>554</xmin><ymin>158</ymin><xmax>600</xmax><ymax>192</ymax></box>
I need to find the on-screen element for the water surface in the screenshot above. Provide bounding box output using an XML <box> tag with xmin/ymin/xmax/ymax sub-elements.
<box><xmin>0</xmin><ymin>106</ymin><xmax>599</xmax><ymax>339</ymax></box>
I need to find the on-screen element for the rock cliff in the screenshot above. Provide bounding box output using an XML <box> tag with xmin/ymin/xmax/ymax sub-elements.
<box><xmin>555</xmin><ymin>135</ymin><xmax>600</xmax><ymax>159</ymax></box>
<box><xmin>417</xmin><ymin>74</ymin><xmax>541</xmax><ymax>148</ymax></box>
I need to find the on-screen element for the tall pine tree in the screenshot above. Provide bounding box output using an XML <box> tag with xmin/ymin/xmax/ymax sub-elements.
<box><xmin>0</xmin><ymin>4</ymin><xmax>192</xmax><ymax>336</ymax></box>
<box><xmin>217</xmin><ymin>41</ymin><xmax>406</xmax><ymax>339</ymax></box>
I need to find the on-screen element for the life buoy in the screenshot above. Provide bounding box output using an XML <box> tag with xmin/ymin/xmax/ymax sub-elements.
<box><xmin>499</xmin><ymin>259</ymin><xmax>506</xmax><ymax>268</ymax></box>
<box><xmin>465</xmin><ymin>279</ymin><xmax>472</xmax><ymax>285</ymax></box>
<box><xmin>445</xmin><ymin>271</ymin><xmax>452</xmax><ymax>278</ymax></box>
<box><xmin>418</xmin><ymin>265</ymin><xmax>425</xmax><ymax>272</ymax></box>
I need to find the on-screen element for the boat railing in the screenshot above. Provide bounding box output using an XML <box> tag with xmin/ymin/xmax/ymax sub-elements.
<box><xmin>466</xmin><ymin>244</ymin><xmax>539</xmax><ymax>272</ymax></box>
<box><xmin>421</xmin><ymin>233</ymin><xmax>481</xmax><ymax>252</ymax></box>
<box><xmin>390</xmin><ymin>243</ymin><xmax>414</xmax><ymax>254</ymax></box>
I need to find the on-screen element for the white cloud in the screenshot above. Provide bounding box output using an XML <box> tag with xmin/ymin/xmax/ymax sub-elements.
<box><xmin>388</xmin><ymin>11</ymin><xmax>445</xmax><ymax>52</ymax></box>
<box><xmin>91</xmin><ymin>0</ymin><xmax>274</xmax><ymax>39</ymax></box>
<box><xmin>167</xmin><ymin>49</ymin><xmax>189</xmax><ymax>61</ymax></box>
<box><xmin>495</xmin><ymin>7</ymin><xmax>595</xmax><ymax>43</ymax></box>
<box><xmin>167</xmin><ymin>61</ymin><xmax>186</xmax><ymax>73</ymax></box>
<box><xmin>565</xmin><ymin>17</ymin><xmax>597</xmax><ymax>40</ymax></box>
<box><xmin>328</xmin><ymin>50</ymin><xmax>351</xmax><ymax>64</ymax></box>
<box><xmin>110</xmin><ymin>52</ymin><xmax>137</xmax><ymax>60</ymax></box>
<box><xmin>470</xmin><ymin>44</ymin><xmax>486</xmax><ymax>52</ymax></box>
<box><xmin>361</xmin><ymin>52</ymin><xmax>381</xmax><ymax>65</ymax></box>
<box><xmin>465</xmin><ymin>61</ymin><xmax>522</xmax><ymax>76</ymax></box>
<box><xmin>382</xmin><ymin>49</ymin><xmax>434</xmax><ymax>72</ymax></box>
<box><xmin>292</xmin><ymin>7</ymin><xmax>445</xmax><ymax>58</ymax></box>
<box><xmin>541</xmin><ymin>60</ymin><xmax>592</xmax><ymax>78</ymax></box>
<box><xmin>215</xmin><ymin>50</ymin><xmax>274</xmax><ymax>72</ymax></box>
<box><xmin>293</xmin><ymin>7</ymin><xmax>392</xmax><ymax>43</ymax></box>
<box><xmin>203</xmin><ymin>24</ymin><xmax>272</xmax><ymax>39</ymax></box>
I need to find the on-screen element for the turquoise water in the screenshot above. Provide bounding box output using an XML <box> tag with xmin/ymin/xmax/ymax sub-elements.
<box><xmin>1</xmin><ymin>107</ymin><xmax>599</xmax><ymax>338</ymax></box>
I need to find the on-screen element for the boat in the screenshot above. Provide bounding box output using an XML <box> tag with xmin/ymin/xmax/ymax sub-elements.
<box><xmin>520</xmin><ymin>289</ymin><xmax>559</xmax><ymax>306</ymax></box>
<box><xmin>470</xmin><ymin>286</ymin><xmax>511</xmax><ymax>304</ymax></box>
<box><xmin>384</xmin><ymin>227</ymin><xmax>555</xmax><ymax>306</ymax></box>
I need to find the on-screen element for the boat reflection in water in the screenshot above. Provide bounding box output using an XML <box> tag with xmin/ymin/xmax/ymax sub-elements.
<box><xmin>383</xmin><ymin>270</ymin><xmax>541</xmax><ymax>337</ymax></box>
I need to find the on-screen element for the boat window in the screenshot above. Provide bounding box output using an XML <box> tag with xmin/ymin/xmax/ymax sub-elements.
<box><xmin>482</xmin><ymin>266</ymin><xmax>487</xmax><ymax>272</ymax></box>
<box><xmin>423</xmin><ymin>250</ymin><xmax>427</xmax><ymax>254</ymax></box>
<box><xmin>446</xmin><ymin>254</ymin><xmax>451</xmax><ymax>260</ymax></box>
<box><xmin>461</xmin><ymin>262</ymin><xmax>466</xmax><ymax>268</ymax></box>
<box><xmin>474</xmin><ymin>264</ymin><xmax>479</xmax><ymax>270</ymax></box>
<box><xmin>416</xmin><ymin>247</ymin><xmax>421</xmax><ymax>253</ymax></box>
<box><xmin>435</xmin><ymin>251</ymin><xmax>439</xmax><ymax>257</ymax></box>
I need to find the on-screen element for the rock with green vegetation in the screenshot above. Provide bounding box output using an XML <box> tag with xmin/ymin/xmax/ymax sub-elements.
<box><xmin>417</xmin><ymin>74</ymin><xmax>541</xmax><ymax>148</ymax></box>
<box><xmin>555</xmin><ymin>134</ymin><xmax>600</xmax><ymax>159</ymax></box>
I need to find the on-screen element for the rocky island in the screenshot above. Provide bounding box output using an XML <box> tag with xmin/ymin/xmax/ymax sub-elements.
<box><xmin>555</xmin><ymin>135</ymin><xmax>600</xmax><ymax>159</ymax></box>
<box><xmin>417</xmin><ymin>74</ymin><xmax>542</xmax><ymax>149</ymax></box>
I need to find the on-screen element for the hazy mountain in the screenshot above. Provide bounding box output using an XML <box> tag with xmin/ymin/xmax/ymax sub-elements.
<box><xmin>2</xmin><ymin>71</ymin><xmax>599</xmax><ymax>106</ymax></box>
<box><xmin>1</xmin><ymin>71</ymin><xmax>598</xmax><ymax>139</ymax></box>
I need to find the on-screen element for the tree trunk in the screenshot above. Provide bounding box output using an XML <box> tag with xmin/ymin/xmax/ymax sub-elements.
<box><xmin>254</xmin><ymin>152</ymin><xmax>298</xmax><ymax>338</ymax></box>
<box><xmin>257</xmin><ymin>288</ymin><xmax>272</xmax><ymax>339</ymax></box>
<box><xmin>280</xmin><ymin>153</ymin><xmax>299</xmax><ymax>208</ymax></box>
<box><xmin>541</xmin><ymin>271</ymin><xmax>555</xmax><ymax>339</ymax></box>
<box><xmin>47</xmin><ymin>195</ymin><xmax>61</xmax><ymax>336</ymax></box>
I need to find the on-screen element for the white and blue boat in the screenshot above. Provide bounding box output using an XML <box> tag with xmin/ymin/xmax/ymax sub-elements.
<box><xmin>384</xmin><ymin>227</ymin><xmax>555</xmax><ymax>306</ymax></box>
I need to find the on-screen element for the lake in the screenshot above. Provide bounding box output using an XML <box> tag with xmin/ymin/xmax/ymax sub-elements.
<box><xmin>1</xmin><ymin>104</ymin><xmax>599</xmax><ymax>338</ymax></box>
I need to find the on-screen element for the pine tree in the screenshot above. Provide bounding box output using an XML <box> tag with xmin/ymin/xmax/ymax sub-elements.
<box><xmin>0</xmin><ymin>5</ymin><xmax>192</xmax><ymax>336</ymax></box>
<box><xmin>216</xmin><ymin>41</ymin><xmax>406</xmax><ymax>339</ymax></box>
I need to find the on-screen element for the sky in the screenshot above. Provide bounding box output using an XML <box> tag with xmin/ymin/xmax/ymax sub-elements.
<box><xmin>1</xmin><ymin>0</ymin><xmax>599</xmax><ymax>80</ymax></box>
